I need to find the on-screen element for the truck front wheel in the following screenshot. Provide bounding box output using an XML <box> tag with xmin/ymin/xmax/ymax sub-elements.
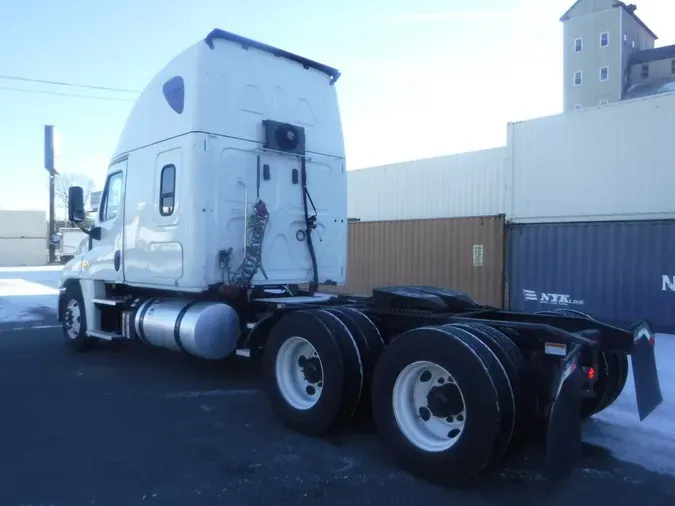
<box><xmin>61</xmin><ymin>284</ymin><xmax>95</xmax><ymax>353</ymax></box>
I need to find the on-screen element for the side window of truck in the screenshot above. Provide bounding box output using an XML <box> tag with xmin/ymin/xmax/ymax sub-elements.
<box><xmin>100</xmin><ymin>172</ymin><xmax>124</xmax><ymax>222</ymax></box>
<box><xmin>159</xmin><ymin>164</ymin><xmax>176</xmax><ymax>216</ymax></box>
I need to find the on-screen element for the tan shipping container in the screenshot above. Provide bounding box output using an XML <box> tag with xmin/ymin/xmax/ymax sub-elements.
<box><xmin>317</xmin><ymin>215</ymin><xmax>506</xmax><ymax>308</ymax></box>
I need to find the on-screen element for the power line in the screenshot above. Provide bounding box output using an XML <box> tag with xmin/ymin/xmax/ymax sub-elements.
<box><xmin>0</xmin><ymin>74</ymin><xmax>141</xmax><ymax>94</ymax></box>
<box><xmin>0</xmin><ymin>85</ymin><xmax>136</xmax><ymax>102</ymax></box>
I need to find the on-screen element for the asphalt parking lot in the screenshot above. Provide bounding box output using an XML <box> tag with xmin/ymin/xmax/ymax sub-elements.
<box><xmin>1</xmin><ymin>319</ymin><xmax>674</xmax><ymax>506</ymax></box>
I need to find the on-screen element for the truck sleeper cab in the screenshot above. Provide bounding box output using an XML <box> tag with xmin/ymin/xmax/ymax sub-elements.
<box><xmin>58</xmin><ymin>29</ymin><xmax>663</xmax><ymax>492</ymax></box>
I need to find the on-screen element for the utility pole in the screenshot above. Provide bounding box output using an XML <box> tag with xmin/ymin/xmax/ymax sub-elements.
<box><xmin>44</xmin><ymin>125</ymin><xmax>58</xmax><ymax>264</ymax></box>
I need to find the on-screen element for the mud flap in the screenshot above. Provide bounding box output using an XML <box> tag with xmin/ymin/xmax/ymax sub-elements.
<box><xmin>631</xmin><ymin>322</ymin><xmax>662</xmax><ymax>421</ymax></box>
<box><xmin>545</xmin><ymin>349</ymin><xmax>583</xmax><ymax>494</ymax></box>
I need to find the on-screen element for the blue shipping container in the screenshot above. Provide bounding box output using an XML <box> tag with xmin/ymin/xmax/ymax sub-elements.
<box><xmin>508</xmin><ymin>220</ymin><xmax>675</xmax><ymax>333</ymax></box>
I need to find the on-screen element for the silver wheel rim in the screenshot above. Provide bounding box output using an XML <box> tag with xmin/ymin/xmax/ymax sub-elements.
<box><xmin>392</xmin><ymin>360</ymin><xmax>466</xmax><ymax>453</ymax></box>
<box><xmin>275</xmin><ymin>336</ymin><xmax>324</xmax><ymax>410</ymax></box>
<box><xmin>64</xmin><ymin>299</ymin><xmax>81</xmax><ymax>340</ymax></box>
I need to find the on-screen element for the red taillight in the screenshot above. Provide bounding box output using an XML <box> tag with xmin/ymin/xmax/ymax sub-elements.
<box><xmin>588</xmin><ymin>367</ymin><xmax>596</xmax><ymax>381</ymax></box>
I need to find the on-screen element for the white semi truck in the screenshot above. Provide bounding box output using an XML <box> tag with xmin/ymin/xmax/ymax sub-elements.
<box><xmin>57</xmin><ymin>227</ymin><xmax>88</xmax><ymax>264</ymax></box>
<box><xmin>59</xmin><ymin>29</ymin><xmax>663</xmax><ymax>489</ymax></box>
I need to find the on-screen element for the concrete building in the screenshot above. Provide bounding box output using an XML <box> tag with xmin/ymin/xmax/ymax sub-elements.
<box><xmin>561</xmin><ymin>1</ymin><xmax>675</xmax><ymax>111</ymax></box>
<box><xmin>0</xmin><ymin>210</ymin><xmax>47</xmax><ymax>266</ymax></box>
<box><xmin>625</xmin><ymin>45</ymin><xmax>675</xmax><ymax>99</ymax></box>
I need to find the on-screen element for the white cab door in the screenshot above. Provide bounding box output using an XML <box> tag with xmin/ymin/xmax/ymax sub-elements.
<box><xmin>82</xmin><ymin>158</ymin><xmax>127</xmax><ymax>283</ymax></box>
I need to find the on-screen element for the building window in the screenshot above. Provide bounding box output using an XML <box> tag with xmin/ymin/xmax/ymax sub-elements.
<box><xmin>671</xmin><ymin>59</ymin><xmax>675</xmax><ymax>75</ymax></box>
<box><xmin>574</xmin><ymin>104</ymin><xmax>583</xmax><ymax>110</ymax></box>
<box><xmin>624</xmin><ymin>33</ymin><xmax>627</xmax><ymax>45</ymax></box>
<box><xmin>159</xmin><ymin>164</ymin><xmax>176</xmax><ymax>216</ymax></box>
<box><xmin>599</xmin><ymin>99</ymin><xmax>609</xmax><ymax>105</ymax></box>
<box><xmin>632</xmin><ymin>40</ymin><xmax>636</xmax><ymax>49</ymax></box>
<box><xmin>574</xmin><ymin>71</ymin><xmax>583</xmax><ymax>86</ymax></box>
<box><xmin>600</xmin><ymin>66</ymin><xmax>609</xmax><ymax>82</ymax></box>
<box><xmin>600</xmin><ymin>32</ymin><xmax>609</xmax><ymax>47</ymax></box>
<box><xmin>574</xmin><ymin>37</ymin><xmax>583</xmax><ymax>52</ymax></box>
<box><xmin>641</xmin><ymin>64</ymin><xmax>649</xmax><ymax>79</ymax></box>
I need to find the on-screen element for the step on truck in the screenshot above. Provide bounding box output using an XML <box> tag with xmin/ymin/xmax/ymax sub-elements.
<box><xmin>58</xmin><ymin>29</ymin><xmax>663</xmax><ymax>491</ymax></box>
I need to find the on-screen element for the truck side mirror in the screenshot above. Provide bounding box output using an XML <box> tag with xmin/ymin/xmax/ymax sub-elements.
<box><xmin>68</xmin><ymin>186</ymin><xmax>86</xmax><ymax>223</ymax></box>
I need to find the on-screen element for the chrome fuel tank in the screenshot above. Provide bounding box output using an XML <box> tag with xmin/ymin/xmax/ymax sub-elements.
<box><xmin>134</xmin><ymin>298</ymin><xmax>241</xmax><ymax>360</ymax></box>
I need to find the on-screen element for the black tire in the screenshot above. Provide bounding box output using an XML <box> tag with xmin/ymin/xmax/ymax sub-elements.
<box><xmin>492</xmin><ymin>326</ymin><xmax>539</xmax><ymax>426</ymax></box>
<box><xmin>452</xmin><ymin>323</ymin><xmax>523</xmax><ymax>399</ymax></box>
<box><xmin>62</xmin><ymin>284</ymin><xmax>94</xmax><ymax>352</ymax></box>
<box><xmin>472</xmin><ymin>324</ymin><xmax>540</xmax><ymax>448</ymax></box>
<box><xmin>326</xmin><ymin>307</ymin><xmax>384</xmax><ymax>369</ymax></box>
<box><xmin>324</xmin><ymin>307</ymin><xmax>384</xmax><ymax>417</ymax></box>
<box><xmin>442</xmin><ymin>324</ymin><xmax>516</xmax><ymax>462</ymax></box>
<box><xmin>452</xmin><ymin>322</ymin><xmax>525</xmax><ymax>428</ymax></box>
<box><xmin>262</xmin><ymin>310</ymin><xmax>353</xmax><ymax>436</ymax></box>
<box><xmin>371</xmin><ymin>325</ymin><xmax>501</xmax><ymax>483</ymax></box>
<box><xmin>500</xmin><ymin>326</ymin><xmax>522</xmax><ymax>344</ymax></box>
<box><xmin>312</xmin><ymin>309</ymin><xmax>364</xmax><ymax>418</ymax></box>
<box><xmin>467</xmin><ymin>324</ymin><xmax>525</xmax><ymax>405</ymax></box>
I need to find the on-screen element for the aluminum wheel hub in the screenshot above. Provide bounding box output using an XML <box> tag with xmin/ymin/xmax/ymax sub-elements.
<box><xmin>64</xmin><ymin>299</ymin><xmax>81</xmax><ymax>340</ymax></box>
<box><xmin>275</xmin><ymin>336</ymin><xmax>324</xmax><ymax>410</ymax></box>
<box><xmin>392</xmin><ymin>360</ymin><xmax>467</xmax><ymax>453</ymax></box>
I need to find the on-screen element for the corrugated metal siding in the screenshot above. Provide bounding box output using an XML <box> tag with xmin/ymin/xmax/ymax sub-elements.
<box><xmin>0</xmin><ymin>210</ymin><xmax>47</xmax><ymax>239</ymax></box>
<box><xmin>507</xmin><ymin>92</ymin><xmax>675</xmax><ymax>223</ymax></box>
<box><xmin>347</xmin><ymin>148</ymin><xmax>507</xmax><ymax>222</ymax></box>
<box><xmin>0</xmin><ymin>238</ymin><xmax>47</xmax><ymax>267</ymax></box>
<box><xmin>321</xmin><ymin>216</ymin><xmax>506</xmax><ymax>307</ymax></box>
<box><xmin>507</xmin><ymin>220</ymin><xmax>675</xmax><ymax>333</ymax></box>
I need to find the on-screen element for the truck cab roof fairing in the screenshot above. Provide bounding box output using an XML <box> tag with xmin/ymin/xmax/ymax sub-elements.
<box><xmin>112</xmin><ymin>30</ymin><xmax>343</xmax><ymax>160</ymax></box>
<box><xmin>203</xmin><ymin>29</ymin><xmax>341</xmax><ymax>84</ymax></box>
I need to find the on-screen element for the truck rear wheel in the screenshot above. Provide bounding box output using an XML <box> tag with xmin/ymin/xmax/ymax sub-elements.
<box><xmin>62</xmin><ymin>284</ymin><xmax>95</xmax><ymax>353</ymax></box>
<box><xmin>445</xmin><ymin>323</ymin><xmax>519</xmax><ymax>460</ymax></box>
<box><xmin>262</xmin><ymin>309</ymin><xmax>363</xmax><ymax>436</ymax></box>
<box><xmin>451</xmin><ymin>323</ymin><xmax>523</xmax><ymax>401</ymax></box>
<box><xmin>371</xmin><ymin>325</ymin><xmax>502</xmax><ymax>483</ymax></box>
<box><xmin>323</xmin><ymin>307</ymin><xmax>384</xmax><ymax>417</ymax></box>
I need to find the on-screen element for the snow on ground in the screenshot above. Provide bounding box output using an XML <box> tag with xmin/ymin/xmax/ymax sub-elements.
<box><xmin>583</xmin><ymin>334</ymin><xmax>675</xmax><ymax>475</ymax></box>
<box><xmin>0</xmin><ymin>266</ymin><xmax>61</xmax><ymax>324</ymax></box>
<box><xmin>0</xmin><ymin>266</ymin><xmax>672</xmax><ymax>476</ymax></box>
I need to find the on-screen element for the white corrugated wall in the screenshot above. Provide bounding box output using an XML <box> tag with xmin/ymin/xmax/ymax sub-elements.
<box><xmin>507</xmin><ymin>92</ymin><xmax>675</xmax><ymax>223</ymax></box>
<box><xmin>0</xmin><ymin>210</ymin><xmax>47</xmax><ymax>266</ymax></box>
<box><xmin>0</xmin><ymin>210</ymin><xmax>46</xmax><ymax>238</ymax></box>
<box><xmin>347</xmin><ymin>147</ymin><xmax>507</xmax><ymax>221</ymax></box>
<box><xmin>0</xmin><ymin>239</ymin><xmax>47</xmax><ymax>266</ymax></box>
